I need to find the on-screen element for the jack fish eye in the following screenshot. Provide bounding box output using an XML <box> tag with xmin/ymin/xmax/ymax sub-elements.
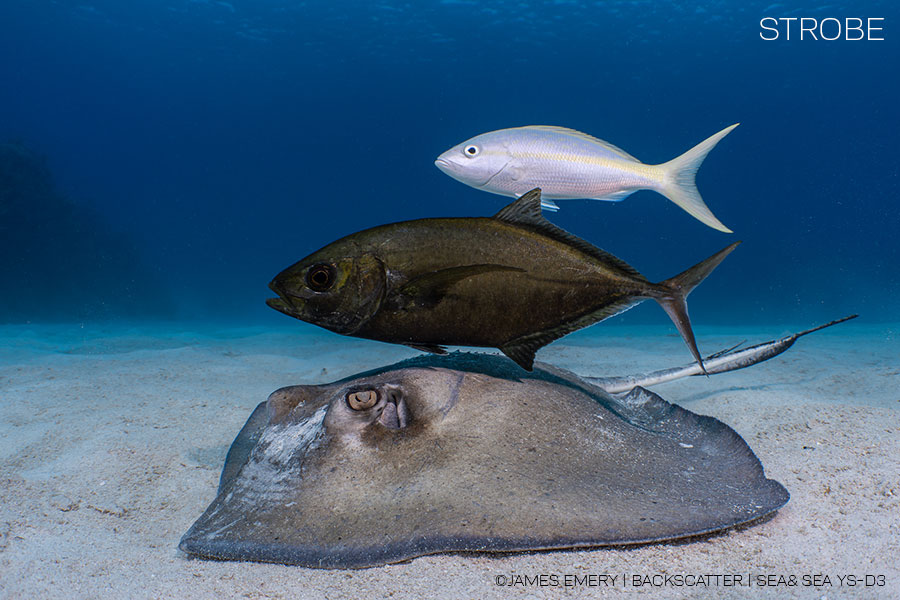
<box><xmin>464</xmin><ymin>144</ymin><xmax>480</xmax><ymax>157</ymax></box>
<box><xmin>306</xmin><ymin>263</ymin><xmax>336</xmax><ymax>292</ymax></box>
<box><xmin>346</xmin><ymin>389</ymin><xmax>380</xmax><ymax>411</ymax></box>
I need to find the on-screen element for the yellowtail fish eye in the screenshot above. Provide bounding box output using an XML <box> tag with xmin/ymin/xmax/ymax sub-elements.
<box><xmin>464</xmin><ymin>144</ymin><xmax>480</xmax><ymax>157</ymax></box>
<box><xmin>346</xmin><ymin>389</ymin><xmax>380</xmax><ymax>411</ymax></box>
<box><xmin>306</xmin><ymin>263</ymin><xmax>336</xmax><ymax>292</ymax></box>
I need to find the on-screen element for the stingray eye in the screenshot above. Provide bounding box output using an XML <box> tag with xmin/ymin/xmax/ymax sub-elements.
<box><xmin>464</xmin><ymin>144</ymin><xmax>480</xmax><ymax>157</ymax></box>
<box><xmin>347</xmin><ymin>389</ymin><xmax>380</xmax><ymax>411</ymax></box>
<box><xmin>306</xmin><ymin>263</ymin><xmax>336</xmax><ymax>292</ymax></box>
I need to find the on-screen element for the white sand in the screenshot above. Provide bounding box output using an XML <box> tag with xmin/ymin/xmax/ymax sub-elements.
<box><xmin>1</xmin><ymin>321</ymin><xmax>898</xmax><ymax>599</ymax></box>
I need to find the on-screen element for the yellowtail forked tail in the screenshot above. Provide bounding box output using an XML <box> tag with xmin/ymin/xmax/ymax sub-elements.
<box><xmin>653</xmin><ymin>241</ymin><xmax>742</xmax><ymax>374</ymax></box>
<box><xmin>657</xmin><ymin>123</ymin><xmax>739</xmax><ymax>233</ymax></box>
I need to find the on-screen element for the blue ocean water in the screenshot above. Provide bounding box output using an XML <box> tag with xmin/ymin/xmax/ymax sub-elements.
<box><xmin>1</xmin><ymin>0</ymin><xmax>897</xmax><ymax>329</ymax></box>
<box><xmin>3</xmin><ymin>5</ymin><xmax>900</xmax><ymax>590</ymax></box>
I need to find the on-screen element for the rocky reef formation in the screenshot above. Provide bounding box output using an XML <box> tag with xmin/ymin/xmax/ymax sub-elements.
<box><xmin>0</xmin><ymin>141</ymin><xmax>173</xmax><ymax>321</ymax></box>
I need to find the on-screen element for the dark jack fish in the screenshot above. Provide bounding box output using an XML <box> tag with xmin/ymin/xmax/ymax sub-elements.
<box><xmin>267</xmin><ymin>189</ymin><xmax>738</xmax><ymax>371</ymax></box>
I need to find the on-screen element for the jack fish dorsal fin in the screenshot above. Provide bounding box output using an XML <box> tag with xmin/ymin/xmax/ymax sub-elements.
<box><xmin>524</xmin><ymin>126</ymin><xmax>642</xmax><ymax>162</ymax></box>
<box><xmin>493</xmin><ymin>189</ymin><xmax>648</xmax><ymax>282</ymax></box>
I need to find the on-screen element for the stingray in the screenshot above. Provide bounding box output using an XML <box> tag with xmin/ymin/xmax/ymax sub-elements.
<box><xmin>179</xmin><ymin>316</ymin><xmax>854</xmax><ymax>568</ymax></box>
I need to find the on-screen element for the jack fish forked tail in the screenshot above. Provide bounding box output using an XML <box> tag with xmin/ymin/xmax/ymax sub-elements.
<box><xmin>480</xmin><ymin>190</ymin><xmax>738</xmax><ymax>372</ymax></box>
<box><xmin>499</xmin><ymin>236</ymin><xmax>738</xmax><ymax>373</ymax></box>
<box><xmin>648</xmin><ymin>240</ymin><xmax>740</xmax><ymax>374</ymax></box>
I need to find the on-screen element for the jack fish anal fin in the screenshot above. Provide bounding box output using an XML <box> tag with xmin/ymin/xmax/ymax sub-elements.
<box><xmin>499</xmin><ymin>339</ymin><xmax>544</xmax><ymax>372</ymax></box>
<box><xmin>493</xmin><ymin>189</ymin><xmax>648</xmax><ymax>282</ymax></box>
<box><xmin>394</xmin><ymin>264</ymin><xmax>525</xmax><ymax>310</ymax></box>
<box><xmin>500</xmin><ymin>297</ymin><xmax>643</xmax><ymax>371</ymax></box>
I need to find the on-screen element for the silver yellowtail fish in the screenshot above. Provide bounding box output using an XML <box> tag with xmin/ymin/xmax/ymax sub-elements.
<box><xmin>435</xmin><ymin>124</ymin><xmax>738</xmax><ymax>233</ymax></box>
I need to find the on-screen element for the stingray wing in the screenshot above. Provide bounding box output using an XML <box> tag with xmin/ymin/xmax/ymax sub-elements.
<box><xmin>180</xmin><ymin>357</ymin><xmax>788</xmax><ymax>569</ymax></box>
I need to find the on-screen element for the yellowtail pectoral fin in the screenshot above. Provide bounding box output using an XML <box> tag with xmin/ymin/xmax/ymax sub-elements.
<box><xmin>592</xmin><ymin>189</ymin><xmax>635</xmax><ymax>202</ymax></box>
<box><xmin>540</xmin><ymin>198</ymin><xmax>560</xmax><ymax>211</ymax></box>
<box><xmin>658</xmin><ymin>123</ymin><xmax>738</xmax><ymax>233</ymax></box>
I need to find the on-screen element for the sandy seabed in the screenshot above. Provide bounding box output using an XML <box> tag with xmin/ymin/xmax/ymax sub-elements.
<box><xmin>1</xmin><ymin>320</ymin><xmax>898</xmax><ymax>599</ymax></box>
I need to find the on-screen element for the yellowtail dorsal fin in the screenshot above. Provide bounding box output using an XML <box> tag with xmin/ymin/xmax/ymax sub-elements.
<box><xmin>523</xmin><ymin>125</ymin><xmax>642</xmax><ymax>162</ymax></box>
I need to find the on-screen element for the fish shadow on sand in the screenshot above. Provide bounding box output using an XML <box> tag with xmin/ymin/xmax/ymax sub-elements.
<box><xmin>185</xmin><ymin>446</ymin><xmax>232</xmax><ymax>471</ymax></box>
<box><xmin>681</xmin><ymin>377</ymin><xmax>821</xmax><ymax>404</ymax></box>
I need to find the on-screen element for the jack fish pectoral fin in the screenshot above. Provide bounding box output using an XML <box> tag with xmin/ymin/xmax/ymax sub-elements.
<box><xmin>395</xmin><ymin>264</ymin><xmax>526</xmax><ymax>310</ymax></box>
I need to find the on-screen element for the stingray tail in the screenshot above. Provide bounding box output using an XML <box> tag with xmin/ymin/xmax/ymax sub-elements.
<box><xmin>656</xmin><ymin>123</ymin><xmax>738</xmax><ymax>233</ymax></box>
<box><xmin>652</xmin><ymin>241</ymin><xmax>741</xmax><ymax>374</ymax></box>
